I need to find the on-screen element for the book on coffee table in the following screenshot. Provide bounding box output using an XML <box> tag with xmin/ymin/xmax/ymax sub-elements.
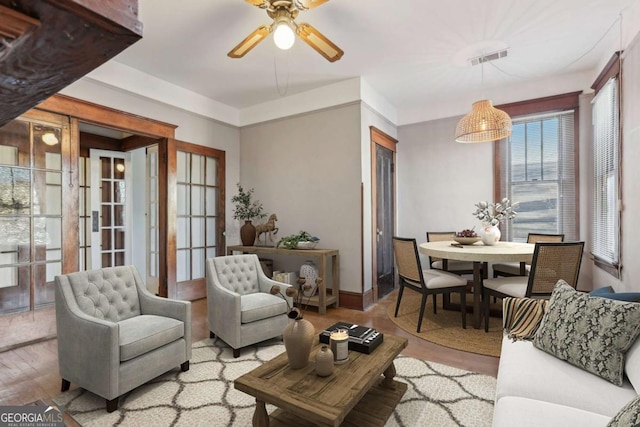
<box><xmin>318</xmin><ymin>321</ymin><xmax>384</xmax><ymax>354</ymax></box>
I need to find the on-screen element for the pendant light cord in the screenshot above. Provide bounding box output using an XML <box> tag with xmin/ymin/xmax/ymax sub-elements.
<box><xmin>273</xmin><ymin>48</ymin><xmax>290</xmax><ymax>97</ymax></box>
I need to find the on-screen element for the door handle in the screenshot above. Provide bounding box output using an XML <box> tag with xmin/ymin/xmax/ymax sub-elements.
<box><xmin>92</xmin><ymin>211</ymin><xmax>99</xmax><ymax>232</ymax></box>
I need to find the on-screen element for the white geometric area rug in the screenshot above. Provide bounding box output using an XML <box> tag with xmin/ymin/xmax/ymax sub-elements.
<box><xmin>53</xmin><ymin>338</ymin><xmax>496</xmax><ymax>427</ymax></box>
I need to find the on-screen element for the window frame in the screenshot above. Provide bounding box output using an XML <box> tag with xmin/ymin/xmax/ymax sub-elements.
<box><xmin>590</xmin><ymin>52</ymin><xmax>622</xmax><ymax>278</ymax></box>
<box><xmin>494</xmin><ymin>92</ymin><xmax>581</xmax><ymax>241</ymax></box>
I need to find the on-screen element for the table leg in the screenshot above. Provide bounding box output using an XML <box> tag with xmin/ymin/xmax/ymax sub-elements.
<box><xmin>473</xmin><ymin>261</ymin><xmax>483</xmax><ymax>329</ymax></box>
<box><xmin>319</xmin><ymin>254</ymin><xmax>327</xmax><ymax>314</ymax></box>
<box><xmin>332</xmin><ymin>254</ymin><xmax>339</xmax><ymax>308</ymax></box>
<box><xmin>382</xmin><ymin>362</ymin><xmax>397</xmax><ymax>389</ymax></box>
<box><xmin>253</xmin><ymin>399</ymin><xmax>269</xmax><ymax>427</ymax></box>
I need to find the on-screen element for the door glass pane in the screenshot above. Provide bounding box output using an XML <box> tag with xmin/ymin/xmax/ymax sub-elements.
<box><xmin>0</xmin><ymin>217</ymin><xmax>30</xmax><ymax>248</ymax></box>
<box><xmin>177</xmin><ymin>184</ymin><xmax>189</xmax><ymax>215</ymax></box>
<box><xmin>114</xmin><ymin>205</ymin><xmax>125</xmax><ymax>227</ymax></box>
<box><xmin>177</xmin><ymin>217</ymin><xmax>189</xmax><ymax>249</ymax></box>
<box><xmin>191</xmin><ymin>154</ymin><xmax>204</xmax><ymax>185</ymax></box>
<box><xmin>114</xmin><ymin>229</ymin><xmax>125</xmax><ymax>250</ymax></box>
<box><xmin>177</xmin><ymin>249</ymin><xmax>190</xmax><ymax>282</ymax></box>
<box><xmin>0</xmin><ymin>120</ymin><xmax>28</xmax><ymax>167</ymax></box>
<box><xmin>192</xmin><ymin>218</ymin><xmax>204</xmax><ymax>247</ymax></box>
<box><xmin>177</xmin><ymin>151</ymin><xmax>188</xmax><ymax>182</ymax></box>
<box><xmin>191</xmin><ymin>186</ymin><xmax>204</xmax><ymax>215</ymax></box>
<box><xmin>206</xmin><ymin>218</ymin><xmax>216</xmax><ymax>246</ymax></box>
<box><xmin>114</xmin><ymin>158</ymin><xmax>125</xmax><ymax>180</ymax></box>
<box><xmin>33</xmin><ymin>125</ymin><xmax>61</xmax><ymax>169</ymax></box>
<box><xmin>206</xmin><ymin>188</ymin><xmax>217</xmax><ymax>215</ymax></box>
<box><xmin>114</xmin><ymin>181</ymin><xmax>126</xmax><ymax>204</ymax></box>
<box><xmin>206</xmin><ymin>157</ymin><xmax>217</xmax><ymax>185</ymax></box>
<box><xmin>101</xmin><ymin>157</ymin><xmax>111</xmax><ymax>178</ymax></box>
<box><xmin>0</xmin><ymin>167</ymin><xmax>30</xmax><ymax>214</ymax></box>
<box><xmin>192</xmin><ymin>248</ymin><xmax>204</xmax><ymax>279</ymax></box>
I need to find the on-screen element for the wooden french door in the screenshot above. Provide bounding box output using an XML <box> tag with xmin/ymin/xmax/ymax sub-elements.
<box><xmin>162</xmin><ymin>139</ymin><xmax>226</xmax><ymax>300</ymax></box>
<box><xmin>89</xmin><ymin>149</ymin><xmax>131</xmax><ymax>268</ymax></box>
<box><xmin>371</xmin><ymin>127</ymin><xmax>398</xmax><ymax>301</ymax></box>
<box><xmin>0</xmin><ymin>110</ymin><xmax>73</xmax><ymax>314</ymax></box>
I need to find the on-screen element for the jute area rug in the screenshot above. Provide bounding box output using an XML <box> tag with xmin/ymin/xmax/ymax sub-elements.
<box><xmin>387</xmin><ymin>291</ymin><xmax>504</xmax><ymax>357</ymax></box>
<box><xmin>53</xmin><ymin>338</ymin><xmax>496</xmax><ymax>427</ymax></box>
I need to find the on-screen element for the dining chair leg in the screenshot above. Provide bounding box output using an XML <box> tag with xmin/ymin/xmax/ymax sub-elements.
<box><xmin>460</xmin><ymin>289</ymin><xmax>467</xmax><ymax>329</ymax></box>
<box><xmin>394</xmin><ymin>284</ymin><xmax>405</xmax><ymax>317</ymax></box>
<box><xmin>432</xmin><ymin>294</ymin><xmax>437</xmax><ymax>314</ymax></box>
<box><xmin>483</xmin><ymin>289</ymin><xmax>490</xmax><ymax>333</ymax></box>
<box><xmin>417</xmin><ymin>293</ymin><xmax>428</xmax><ymax>333</ymax></box>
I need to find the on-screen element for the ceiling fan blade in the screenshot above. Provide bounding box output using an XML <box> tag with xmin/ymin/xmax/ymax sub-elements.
<box><xmin>245</xmin><ymin>0</ymin><xmax>269</xmax><ymax>7</ymax></box>
<box><xmin>228</xmin><ymin>25</ymin><xmax>272</xmax><ymax>58</ymax></box>
<box><xmin>294</xmin><ymin>0</ymin><xmax>330</xmax><ymax>10</ymax></box>
<box><xmin>296</xmin><ymin>23</ymin><xmax>343</xmax><ymax>62</ymax></box>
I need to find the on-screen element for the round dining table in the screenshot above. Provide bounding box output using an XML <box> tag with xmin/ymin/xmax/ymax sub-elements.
<box><xmin>419</xmin><ymin>240</ymin><xmax>535</xmax><ymax>329</ymax></box>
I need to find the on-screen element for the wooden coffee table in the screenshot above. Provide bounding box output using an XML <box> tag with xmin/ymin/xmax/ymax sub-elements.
<box><xmin>234</xmin><ymin>334</ymin><xmax>408</xmax><ymax>426</ymax></box>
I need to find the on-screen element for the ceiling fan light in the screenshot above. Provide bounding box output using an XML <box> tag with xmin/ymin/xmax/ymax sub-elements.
<box><xmin>455</xmin><ymin>100</ymin><xmax>512</xmax><ymax>143</ymax></box>
<box><xmin>273</xmin><ymin>22</ymin><xmax>295</xmax><ymax>50</ymax></box>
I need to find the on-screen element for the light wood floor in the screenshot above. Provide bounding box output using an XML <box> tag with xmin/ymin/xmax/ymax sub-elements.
<box><xmin>0</xmin><ymin>291</ymin><xmax>499</xmax><ymax>410</ymax></box>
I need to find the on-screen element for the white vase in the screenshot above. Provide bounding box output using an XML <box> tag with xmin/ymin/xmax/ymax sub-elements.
<box><xmin>299</xmin><ymin>260</ymin><xmax>318</xmax><ymax>297</ymax></box>
<box><xmin>481</xmin><ymin>224</ymin><xmax>501</xmax><ymax>246</ymax></box>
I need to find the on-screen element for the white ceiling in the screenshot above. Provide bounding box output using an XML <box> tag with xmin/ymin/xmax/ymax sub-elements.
<box><xmin>111</xmin><ymin>0</ymin><xmax>639</xmax><ymax>125</ymax></box>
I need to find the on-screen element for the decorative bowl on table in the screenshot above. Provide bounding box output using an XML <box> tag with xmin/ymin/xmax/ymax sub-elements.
<box><xmin>453</xmin><ymin>236</ymin><xmax>481</xmax><ymax>245</ymax></box>
<box><xmin>296</xmin><ymin>241</ymin><xmax>318</xmax><ymax>250</ymax></box>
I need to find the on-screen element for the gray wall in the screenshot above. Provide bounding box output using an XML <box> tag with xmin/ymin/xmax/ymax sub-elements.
<box><xmin>239</xmin><ymin>103</ymin><xmax>363</xmax><ymax>293</ymax></box>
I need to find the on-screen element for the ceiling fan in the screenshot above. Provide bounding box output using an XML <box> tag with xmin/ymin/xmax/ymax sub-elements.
<box><xmin>228</xmin><ymin>0</ymin><xmax>344</xmax><ymax>62</ymax></box>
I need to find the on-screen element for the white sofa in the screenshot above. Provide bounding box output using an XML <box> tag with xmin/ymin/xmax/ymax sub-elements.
<box><xmin>493</xmin><ymin>311</ymin><xmax>640</xmax><ymax>426</ymax></box>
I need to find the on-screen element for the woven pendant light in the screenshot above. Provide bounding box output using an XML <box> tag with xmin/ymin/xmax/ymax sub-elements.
<box><xmin>455</xmin><ymin>99</ymin><xmax>512</xmax><ymax>143</ymax></box>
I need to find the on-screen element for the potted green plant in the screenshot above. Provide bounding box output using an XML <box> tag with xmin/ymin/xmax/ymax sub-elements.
<box><xmin>232</xmin><ymin>184</ymin><xmax>266</xmax><ymax>246</ymax></box>
<box><xmin>276</xmin><ymin>230</ymin><xmax>320</xmax><ymax>250</ymax></box>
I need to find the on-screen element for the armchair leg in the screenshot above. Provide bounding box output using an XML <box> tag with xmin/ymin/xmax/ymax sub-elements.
<box><xmin>181</xmin><ymin>361</ymin><xmax>189</xmax><ymax>372</ymax></box>
<box><xmin>61</xmin><ymin>379</ymin><xmax>70</xmax><ymax>392</ymax></box>
<box><xmin>209</xmin><ymin>331</ymin><xmax>215</xmax><ymax>339</ymax></box>
<box><xmin>106</xmin><ymin>398</ymin><xmax>118</xmax><ymax>413</ymax></box>
<box><xmin>233</xmin><ymin>348</ymin><xmax>241</xmax><ymax>358</ymax></box>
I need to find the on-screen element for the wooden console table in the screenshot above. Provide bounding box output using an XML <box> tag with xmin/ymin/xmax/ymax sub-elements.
<box><xmin>226</xmin><ymin>245</ymin><xmax>339</xmax><ymax>314</ymax></box>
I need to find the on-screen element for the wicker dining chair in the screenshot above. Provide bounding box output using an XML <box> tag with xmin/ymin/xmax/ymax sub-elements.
<box><xmin>492</xmin><ymin>233</ymin><xmax>565</xmax><ymax>278</ymax></box>
<box><xmin>392</xmin><ymin>237</ymin><xmax>468</xmax><ymax>332</ymax></box>
<box><xmin>482</xmin><ymin>241</ymin><xmax>584</xmax><ymax>332</ymax></box>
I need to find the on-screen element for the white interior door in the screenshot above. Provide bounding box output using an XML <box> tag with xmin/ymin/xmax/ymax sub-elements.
<box><xmin>90</xmin><ymin>149</ymin><xmax>132</xmax><ymax>268</ymax></box>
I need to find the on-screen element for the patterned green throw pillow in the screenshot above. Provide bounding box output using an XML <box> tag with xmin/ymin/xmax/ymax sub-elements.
<box><xmin>533</xmin><ymin>280</ymin><xmax>640</xmax><ymax>386</ymax></box>
<box><xmin>607</xmin><ymin>395</ymin><xmax>640</xmax><ymax>426</ymax></box>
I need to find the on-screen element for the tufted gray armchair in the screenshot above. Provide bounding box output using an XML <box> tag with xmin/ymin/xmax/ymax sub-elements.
<box><xmin>206</xmin><ymin>254</ymin><xmax>293</xmax><ymax>358</ymax></box>
<box><xmin>55</xmin><ymin>265</ymin><xmax>191</xmax><ymax>413</ymax></box>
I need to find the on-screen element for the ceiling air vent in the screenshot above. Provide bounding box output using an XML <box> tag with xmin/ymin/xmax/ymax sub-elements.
<box><xmin>469</xmin><ymin>49</ymin><xmax>509</xmax><ymax>67</ymax></box>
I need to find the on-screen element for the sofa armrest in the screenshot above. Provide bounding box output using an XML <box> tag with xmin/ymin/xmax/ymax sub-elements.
<box><xmin>55</xmin><ymin>276</ymin><xmax>120</xmax><ymax>400</ymax></box>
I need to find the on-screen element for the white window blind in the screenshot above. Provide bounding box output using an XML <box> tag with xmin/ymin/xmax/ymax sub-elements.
<box><xmin>591</xmin><ymin>77</ymin><xmax>620</xmax><ymax>266</ymax></box>
<box><xmin>499</xmin><ymin>111</ymin><xmax>577</xmax><ymax>242</ymax></box>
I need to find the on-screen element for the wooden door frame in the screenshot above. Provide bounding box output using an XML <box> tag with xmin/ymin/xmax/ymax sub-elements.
<box><xmin>370</xmin><ymin>126</ymin><xmax>398</xmax><ymax>302</ymax></box>
<box><xmin>36</xmin><ymin>94</ymin><xmax>185</xmax><ymax>297</ymax></box>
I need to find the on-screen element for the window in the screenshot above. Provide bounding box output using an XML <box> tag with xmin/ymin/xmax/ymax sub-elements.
<box><xmin>591</xmin><ymin>76</ymin><xmax>620</xmax><ymax>272</ymax></box>
<box><xmin>498</xmin><ymin>111</ymin><xmax>577</xmax><ymax>242</ymax></box>
<box><xmin>495</xmin><ymin>92</ymin><xmax>580</xmax><ymax>243</ymax></box>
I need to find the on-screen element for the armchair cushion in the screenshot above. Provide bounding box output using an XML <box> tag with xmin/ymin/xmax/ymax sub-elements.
<box><xmin>241</xmin><ymin>293</ymin><xmax>288</xmax><ymax>324</ymax></box>
<box><xmin>212</xmin><ymin>255</ymin><xmax>260</xmax><ymax>295</ymax></box>
<box><xmin>67</xmin><ymin>267</ymin><xmax>141</xmax><ymax>322</ymax></box>
<box><xmin>118</xmin><ymin>315</ymin><xmax>185</xmax><ymax>362</ymax></box>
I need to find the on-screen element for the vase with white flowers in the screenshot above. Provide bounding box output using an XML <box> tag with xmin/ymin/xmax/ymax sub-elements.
<box><xmin>472</xmin><ymin>198</ymin><xmax>518</xmax><ymax>245</ymax></box>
